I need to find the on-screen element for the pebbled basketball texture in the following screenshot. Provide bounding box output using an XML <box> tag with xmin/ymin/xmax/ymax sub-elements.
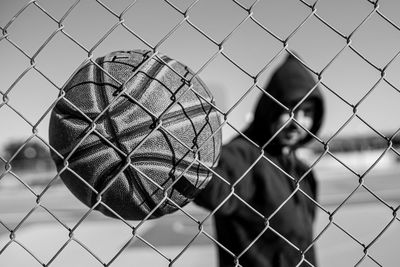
<box><xmin>49</xmin><ymin>50</ymin><xmax>222</xmax><ymax>220</ymax></box>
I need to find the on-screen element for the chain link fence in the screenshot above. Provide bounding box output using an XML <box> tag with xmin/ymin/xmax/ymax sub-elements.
<box><xmin>1</xmin><ymin>0</ymin><xmax>400</xmax><ymax>266</ymax></box>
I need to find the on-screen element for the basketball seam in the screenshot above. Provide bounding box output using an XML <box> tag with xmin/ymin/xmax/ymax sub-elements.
<box><xmin>103</xmin><ymin>50</ymin><xmax>152</xmax><ymax>101</ymax></box>
<box><xmin>93</xmin><ymin>56</ymin><xmax>152</xmax><ymax>213</ymax></box>
<box><xmin>118</xmin><ymin>103</ymin><xmax>214</xmax><ymax>143</ymax></box>
<box><xmin>106</xmin><ymin>55</ymin><xmax>174</xmax><ymax>119</ymax></box>
<box><xmin>163</xmin><ymin>67</ymin><xmax>194</xmax><ymax>203</ymax></box>
<box><xmin>98</xmin><ymin>53</ymin><xmax>177</xmax><ymax>215</ymax></box>
<box><xmin>177</xmin><ymin>67</ymin><xmax>215</xmax><ymax>191</ymax></box>
<box><xmin>154</xmin><ymin>128</ymin><xmax>179</xmax><ymax>210</ymax></box>
<box><xmin>68</xmin><ymin>103</ymin><xmax>216</xmax><ymax>162</ymax></box>
<box><xmin>131</xmin><ymin>154</ymin><xmax>209</xmax><ymax>175</ymax></box>
<box><xmin>192</xmin><ymin>87</ymin><xmax>219</xmax><ymax>189</ymax></box>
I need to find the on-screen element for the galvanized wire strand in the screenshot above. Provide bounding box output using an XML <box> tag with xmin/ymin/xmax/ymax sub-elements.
<box><xmin>11</xmin><ymin>238</ymin><xmax>45</xmax><ymax>265</ymax></box>
<box><xmin>2</xmin><ymin>1</ymin><xmax>35</xmax><ymax>33</ymax></box>
<box><xmin>170</xmin><ymin>227</ymin><xmax>203</xmax><ymax>266</ymax></box>
<box><xmin>267</xmin><ymin>225</ymin><xmax>316</xmax><ymax>267</ymax></box>
<box><xmin>328</xmin><ymin>219</ymin><xmax>384</xmax><ymax>266</ymax></box>
<box><xmin>95</xmin><ymin>0</ymin><xmax>122</xmax><ymax>19</ymax></box>
<box><xmin>107</xmin><ymin>233</ymin><xmax>173</xmax><ymax>267</ymax></box>
<box><xmin>71</xmin><ymin>238</ymin><xmax>106</xmax><ymax>265</ymax></box>
<box><xmin>284</xmin><ymin>7</ymin><xmax>317</xmax><ymax>48</ymax></box>
<box><xmin>89</xmin><ymin>21</ymin><xmax>125</xmax><ymax>56</ymax></box>
<box><xmin>348</xmin><ymin>2</ymin><xmax>379</xmax><ymax>41</ymax></box>
<box><xmin>375</xmin><ymin>8</ymin><xmax>400</xmax><ymax>32</ymax></box>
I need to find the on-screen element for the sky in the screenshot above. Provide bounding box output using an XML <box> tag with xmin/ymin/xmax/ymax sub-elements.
<box><xmin>1</xmin><ymin>0</ymin><xmax>400</xmax><ymax>149</ymax></box>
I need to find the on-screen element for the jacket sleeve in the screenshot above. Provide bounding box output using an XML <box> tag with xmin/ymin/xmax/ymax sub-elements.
<box><xmin>306</xmin><ymin>170</ymin><xmax>318</xmax><ymax>219</ymax></box>
<box><xmin>193</xmin><ymin>141</ymin><xmax>256</xmax><ymax>216</ymax></box>
<box><xmin>297</xmin><ymin>159</ymin><xmax>319</xmax><ymax>219</ymax></box>
<box><xmin>298</xmin><ymin>160</ymin><xmax>318</xmax><ymax>200</ymax></box>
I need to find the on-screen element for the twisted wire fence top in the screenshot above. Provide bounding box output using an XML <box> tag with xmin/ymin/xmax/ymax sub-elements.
<box><xmin>1</xmin><ymin>0</ymin><xmax>400</xmax><ymax>266</ymax></box>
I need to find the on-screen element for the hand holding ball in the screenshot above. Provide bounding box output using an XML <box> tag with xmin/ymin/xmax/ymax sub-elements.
<box><xmin>49</xmin><ymin>50</ymin><xmax>222</xmax><ymax>220</ymax></box>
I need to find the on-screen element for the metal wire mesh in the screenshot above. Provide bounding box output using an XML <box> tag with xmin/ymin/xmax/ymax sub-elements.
<box><xmin>1</xmin><ymin>0</ymin><xmax>400</xmax><ymax>266</ymax></box>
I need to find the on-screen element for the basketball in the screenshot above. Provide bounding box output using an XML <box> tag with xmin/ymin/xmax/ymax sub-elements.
<box><xmin>49</xmin><ymin>50</ymin><xmax>222</xmax><ymax>220</ymax></box>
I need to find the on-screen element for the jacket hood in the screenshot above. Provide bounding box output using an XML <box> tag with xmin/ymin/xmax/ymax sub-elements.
<box><xmin>244</xmin><ymin>53</ymin><xmax>324</xmax><ymax>152</ymax></box>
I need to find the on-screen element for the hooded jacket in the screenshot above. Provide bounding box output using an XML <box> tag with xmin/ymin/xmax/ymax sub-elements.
<box><xmin>194</xmin><ymin>54</ymin><xmax>324</xmax><ymax>267</ymax></box>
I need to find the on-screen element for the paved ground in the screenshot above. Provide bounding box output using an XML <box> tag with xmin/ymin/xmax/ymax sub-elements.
<box><xmin>1</xmin><ymin>165</ymin><xmax>400</xmax><ymax>266</ymax></box>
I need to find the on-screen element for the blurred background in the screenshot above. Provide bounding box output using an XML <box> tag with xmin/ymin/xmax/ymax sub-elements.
<box><xmin>1</xmin><ymin>0</ymin><xmax>400</xmax><ymax>266</ymax></box>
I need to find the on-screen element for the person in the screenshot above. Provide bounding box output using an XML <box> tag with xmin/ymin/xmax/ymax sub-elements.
<box><xmin>194</xmin><ymin>53</ymin><xmax>325</xmax><ymax>267</ymax></box>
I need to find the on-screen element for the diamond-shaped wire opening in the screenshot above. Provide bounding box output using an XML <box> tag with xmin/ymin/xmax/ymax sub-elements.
<box><xmin>2</xmin><ymin>2</ymin><xmax>59</xmax><ymax>57</ymax></box>
<box><xmin>129</xmin><ymin>206</ymin><xmax>215</xmax><ymax>263</ymax></box>
<box><xmin>30</xmin><ymin>0</ymin><xmax>77</xmax><ymax>22</ymax></box>
<box><xmin>0</xmin><ymin>160</ymin><xmax>20</xmax><ymax>189</ymax></box>
<box><xmin>61</xmin><ymin>0</ymin><xmax>120</xmax><ymax>50</ymax></box>
<box><xmin>158</xmin><ymin>22</ymin><xmax>218</xmax><ymax>72</ymax></box>
<box><xmin>323</xmin><ymin>47</ymin><xmax>381</xmax><ymax>105</ymax></box>
<box><xmin>0</xmin><ymin>40</ymin><xmax>30</xmax><ymax>93</ymax></box>
<box><xmin>37</xmin><ymin>181</ymin><xmax>88</xmax><ymax>224</ymax></box>
<box><xmin>2</xmin><ymin>137</ymin><xmax>55</xmax><ymax>191</ymax></box>
<box><xmin>167</xmin><ymin>216</ymin><xmax>217</xmax><ymax>266</ymax></box>
<box><xmin>313</xmin><ymin>153</ymin><xmax>360</xmax><ymax>208</ymax></box>
<box><xmin>378</xmin><ymin>0</ymin><xmax>400</xmax><ymax>27</ymax></box>
<box><xmin>318</xmin><ymin>82</ymin><xmax>356</xmax><ymax>138</ymax></box>
<box><xmin>1</xmin><ymin>137</ymin><xmax>49</xmax><ymax>191</ymax></box>
<box><xmin>222</xmin><ymin>19</ymin><xmax>283</xmax><ymax>76</ymax></box>
<box><xmin>89</xmin><ymin>25</ymin><xmax>150</xmax><ymax>58</ymax></box>
<box><xmin>357</xmin><ymin>81</ymin><xmax>400</xmax><ymax>135</ymax></box>
<box><xmin>47</xmin><ymin>238</ymin><xmax>107</xmax><ymax>266</ymax></box>
<box><xmin>0</xmin><ymin>2</ymin><xmax>28</xmax><ymax>26</ymax></box>
<box><xmin>122</xmin><ymin>0</ymin><xmax>184</xmax><ymax>46</ymax></box>
<box><xmin>358</xmin><ymin>156</ymin><xmax>400</xmax><ymax>205</ymax></box>
<box><xmin>68</xmin><ymin>213</ymin><xmax>137</xmax><ymax>264</ymax></box>
<box><xmin>223</xmin><ymin>88</ymin><xmax>261</xmax><ymax>142</ymax></box>
<box><xmin>313</xmin><ymin>217</ymin><xmax>378</xmax><ymax>266</ymax></box>
<box><xmin>199</xmin><ymin>54</ymin><xmax>260</xmax><ymax>143</ymax></box>
<box><xmin>236</xmin><ymin>218</ymin><xmax>315</xmax><ymax>267</ymax></box>
<box><xmin>327</xmin><ymin>118</ymin><xmax>389</xmax><ymax>175</ymax></box>
<box><xmin>99</xmin><ymin>198</ymin><xmax>207</xmax><ymax>265</ymax></box>
<box><xmin>0</xmin><ymin>240</ymin><xmax>44</xmax><ymax>267</ymax></box>
<box><xmin>49</xmin><ymin>198</ymin><xmax>155</xmax><ymax>266</ymax></box>
<box><xmin>327</xmin><ymin>195</ymin><xmax>394</xmax><ymax>250</ymax></box>
<box><xmin>0</xmin><ymin>204</ymin><xmax>55</xmax><ymax>266</ymax></box>
<box><xmin>188</xmin><ymin>0</ymin><xmax>248</xmax><ymax>43</ymax></box>
<box><xmin>368</xmin><ymin>214</ymin><xmax>400</xmax><ymax>266</ymax></box>
<box><xmin>6</xmin><ymin>68</ymin><xmax>59</xmax><ymax>126</ymax></box>
<box><xmin>252</xmin><ymin>0</ymin><xmax>312</xmax><ymax>40</ymax></box>
<box><xmin>314</xmin><ymin>0</ymin><xmax>373</xmax><ymax>36</ymax></box>
<box><xmin>34</xmin><ymin>31</ymin><xmax>88</xmax><ymax>88</ymax></box>
<box><xmin>4</xmin><ymin>206</ymin><xmax>74</xmax><ymax>265</ymax></box>
<box><xmin>351</xmin><ymin>11</ymin><xmax>400</xmax><ymax>67</ymax></box>
<box><xmin>287</xmin><ymin>15</ymin><xmax>347</xmax><ymax>72</ymax></box>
